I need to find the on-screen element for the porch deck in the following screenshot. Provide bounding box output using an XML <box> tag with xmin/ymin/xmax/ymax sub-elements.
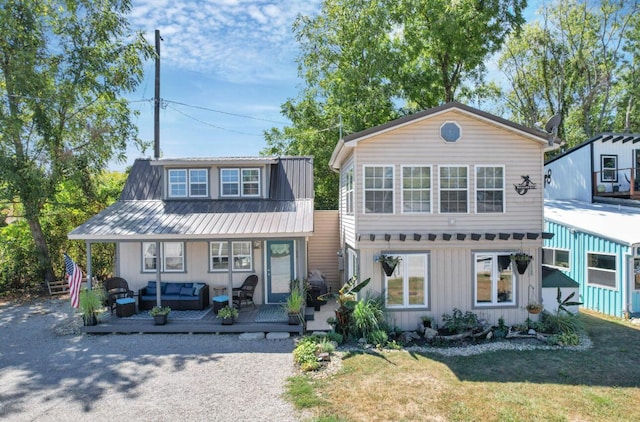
<box><xmin>81</xmin><ymin>301</ymin><xmax>334</xmax><ymax>335</ymax></box>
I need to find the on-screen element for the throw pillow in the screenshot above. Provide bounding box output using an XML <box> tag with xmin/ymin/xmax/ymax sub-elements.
<box><xmin>146</xmin><ymin>286</ymin><xmax>157</xmax><ymax>295</ymax></box>
<box><xmin>180</xmin><ymin>287</ymin><xmax>194</xmax><ymax>296</ymax></box>
<box><xmin>193</xmin><ymin>283</ymin><xmax>205</xmax><ymax>296</ymax></box>
<box><xmin>165</xmin><ymin>283</ymin><xmax>182</xmax><ymax>295</ymax></box>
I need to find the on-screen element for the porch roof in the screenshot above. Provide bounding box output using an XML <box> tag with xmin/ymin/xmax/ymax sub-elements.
<box><xmin>544</xmin><ymin>199</ymin><xmax>640</xmax><ymax>246</ymax></box>
<box><xmin>68</xmin><ymin>198</ymin><xmax>314</xmax><ymax>241</ymax></box>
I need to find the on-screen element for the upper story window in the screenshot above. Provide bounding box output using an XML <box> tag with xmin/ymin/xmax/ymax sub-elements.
<box><xmin>587</xmin><ymin>252</ymin><xmax>616</xmax><ymax>289</ymax></box>
<box><xmin>476</xmin><ymin>166</ymin><xmax>504</xmax><ymax>213</ymax></box>
<box><xmin>168</xmin><ymin>169</ymin><xmax>208</xmax><ymax>198</ymax></box>
<box><xmin>402</xmin><ymin>166</ymin><xmax>431</xmax><ymax>213</ymax></box>
<box><xmin>474</xmin><ymin>253</ymin><xmax>514</xmax><ymax>306</ymax></box>
<box><xmin>439</xmin><ymin>165</ymin><xmax>468</xmax><ymax>213</ymax></box>
<box><xmin>542</xmin><ymin>247</ymin><xmax>570</xmax><ymax>270</ymax></box>
<box><xmin>220</xmin><ymin>168</ymin><xmax>261</xmax><ymax>197</ymax></box>
<box><xmin>600</xmin><ymin>155</ymin><xmax>618</xmax><ymax>182</ymax></box>
<box><xmin>364</xmin><ymin>165</ymin><xmax>394</xmax><ymax>214</ymax></box>
<box><xmin>344</xmin><ymin>166</ymin><xmax>354</xmax><ymax>214</ymax></box>
<box><xmin>440</xmin><ymin>121</ymin><xmax>461</xmax><ymax>143</ymax></box>
<box><xmin>142</xmin><ymin>242</ymin><xmax>185</xmax><ymax>272</ymax></box>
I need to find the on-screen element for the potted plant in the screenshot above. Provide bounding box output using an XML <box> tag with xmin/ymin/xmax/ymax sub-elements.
<box><xmin>376</xmin><ymin>254</ymin><xmax>401</xmax><ymax>276</ymax></box>
<box><xmin>283</xmin><ymin>286</ymin><xmax>304</xmax><ymax>325</ymax></box>
<box><xmin>217</xmin><ymin>304</ymin><xmax>238</xmax><ymax>325</ymax></box>
<box><xmin>525</xmin><ymin>302</ymin><xmax>543</xmax><ymax>315</ymax></box>
<box><xmin>79</xmin><ymin>288</ymin><xmax>104</xmax><ymax>326</ymax></box>
<box><xmin>420</xmin><ymin>315</ymin><xmax>433</xmax><ymax>328</ymax></box>
<box><xmin>149</xmin><ymin>306</ymin><xmax>171</xmax><ymax>325</ymax></box>
<box><xmin>318</xmin><ymin>276</ymin><xmax>371</xmax><ymax>337</ymax></box>
<box><xmin>510</xmin><ymin>252</ymin><xmax>532</xmax><ymax>275</ymax></box>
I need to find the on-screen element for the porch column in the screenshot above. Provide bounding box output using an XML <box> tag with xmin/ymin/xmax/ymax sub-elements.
<box><xmin>85</xmin><ymin>241</ymin><xmax>92</xmax><ymax>290</ymax></box>
<box><xmin>155</xmin><ymin>241</ymin><xmax>162</xmax><ymax>307</ymax></box>
<box><xmin>227</xmin><ymin>240</ymin><xmax>233</xmax><ymax>307</ymax></box>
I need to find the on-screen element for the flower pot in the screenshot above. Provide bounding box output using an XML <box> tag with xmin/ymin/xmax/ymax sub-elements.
<box><xmin>515</xmin><ymin>260</ymin><xmax>529</xmax><ymax>275</ymax></box>
<box><xmin>153</xmin><ymin>314</ymin><xmax>167</xmax><ymax>325</ymax></box>
<box><xmin>221</xmin><ymin>316</ymin><xmax>234</xmax><ymax>325</ymax></box>
<box><xmin>83</xmin><ymin>314</ymin><xmax>98</xmax><ymax>326</ymax></box>
<box><xmin>381</xmin><ymin>261</ymin><xmax>397</xmax><ymax>277</ymax></box>
<box><xmin>526</xmin><ymin>306</ymin><xmax>543</xmax><ymax>315</ymax></box>
<box><xmin>288</xmin><ymin>313</ymin><xmax>300</xmax><ymax>325</ymax></box>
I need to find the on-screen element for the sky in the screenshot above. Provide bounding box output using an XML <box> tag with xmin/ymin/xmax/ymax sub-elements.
<box><xmin>116</xmin><ymin>0</ymin><xmax>540</xmax><ymax>171</ymax></box>
<box><xmin>115</xmin><ymin>0</ymin><xmax>322</xmax><ymax>170</ymax></box>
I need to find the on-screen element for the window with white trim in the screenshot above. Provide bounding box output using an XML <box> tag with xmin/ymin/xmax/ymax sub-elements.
<box><xmin>476</xmin><ymin>166</ymin><xmax>504</xmax><ymax>213</ymax></box>
<box><xmin>587</xmin><ymin>252</ymin><xmax>616</xmax><ymax>288</ymax></box>
<box><xmin>167</xmin><ymin>169</ymin><xmax>208</xmax><ymax>198</ymax></box>
<box><xmin>364</xmin><ymin>165</ymin><xmax>394</xmax><ymax>213</ymax></box>
<box><xmin>402</xmin><ymin>166</ymin><xmax>431</xmax><ymax>213</ymax></box>
<box><xmin>220</xmin><ymin>168</ymin><xmax>260</xmax><ymax>197</ymax></box>
<box><xmin>344</xmin><ymin>166</ymin><xmax>354</xmax><ymax>214</ymax></box>
<box><xmin>439</xmin><ymin>166</ymin><xmax>468</xmax><ymax>213</ymax></box>
<box><xmin>474</xmin><ymin>253</ymin><xmax>514</xmax><ymax>306</ymax></box>
<box><xmin>542</xmin><ymin>247</ymin><xmax>570</xmax><ymax>270</ymax></box>
<box><xmin>385</xmin><ymin>254</ymin><xmax>428</xmax><ymax>308</ymax></box>
<box><xmin>209</xmin><ymin>241</ymin><xmax>253</xmax><ymax>271</ymax></box>
<box><xmin>142</xmin><ymin>242</ymin><xmax>185</xmax><ymax>272</ymax></box>
<box><xmin>600</xmin><ymin>155</ymin><xmax>618</xmax><ymax>182</ymax></box>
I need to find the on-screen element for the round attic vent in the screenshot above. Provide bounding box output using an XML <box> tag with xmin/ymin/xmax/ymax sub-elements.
<box><xmin>440</xmin><ymin>121</ymin><xmax>461</xmax><ymax>143</ymax></box>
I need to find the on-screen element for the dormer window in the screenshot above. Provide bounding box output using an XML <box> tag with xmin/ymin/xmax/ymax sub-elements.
<box><xmin>168</xmin><ymin>169</ymin><xmax>208</xmax><ymax>198</ymax></box>
<box><xmin>221</xmin><ymin>168</ymin><xmax>261</xmax><ymax>197</ymax></box>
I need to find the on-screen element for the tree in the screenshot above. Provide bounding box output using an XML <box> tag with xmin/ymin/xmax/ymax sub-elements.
<box><xmin>495</xmin><ymin>0</ymin><xmax>640</xmax><ymax>149</ymax></box>
<box><xmin>0</xmin><ymin>1</ymin><xmax>152</xmax><ymax>282</ymax></box>
<box><xmin>264</xmin><ymin>0</ymin><xmax>526</xmax><ymax>208</ymax></box>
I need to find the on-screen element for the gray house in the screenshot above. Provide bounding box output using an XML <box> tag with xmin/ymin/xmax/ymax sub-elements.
<box><xmin>69</xmin><ymin>156</ymin><xmax>314</xmax><ymax>306</ymax></box>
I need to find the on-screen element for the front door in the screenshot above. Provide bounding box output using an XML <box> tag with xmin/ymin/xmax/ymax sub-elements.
<box><xmin>266</xmin><ymin>240</ymin><xmax>294</xmax><ymax>303</ymax></box>
<box><xmin>631</xmin><ymin>257</ymin><xmax>640</xmax><ymax>315</ymax></box>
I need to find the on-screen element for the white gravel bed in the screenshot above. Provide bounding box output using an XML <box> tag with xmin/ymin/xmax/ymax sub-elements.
<box><xmin>0</xmin><ymin>297</ymin><xmax>301</xmax><ymax>422</ymax></box>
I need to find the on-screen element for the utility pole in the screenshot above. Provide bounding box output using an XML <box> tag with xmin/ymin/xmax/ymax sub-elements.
<box><xmin>154</xmin><ymin>29</ymin><xmax>161</xmax><ymax>159</ymax></box>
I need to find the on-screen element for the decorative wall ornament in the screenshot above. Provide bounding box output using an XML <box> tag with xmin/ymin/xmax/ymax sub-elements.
<box><xmin>544</xmin><ymin>168</ymin><xmax>552</xmax><ymax>186</ymax></box>
<box><xmin>514</xmin><ymin>175</ymin><xmax>537</xmax><ymax>195</ymax></box>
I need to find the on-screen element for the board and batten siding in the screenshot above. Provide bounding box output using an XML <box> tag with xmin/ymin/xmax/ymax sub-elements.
<box><xmin>352</xmin><ymin>110</ymin><xmax>544</xmax><ymax>235</ymax></box>
<box><xmin>338</xmin><ymin>154</ymin><xmax>357</xmax><ymax>247</ymax></box>
<box><xmin>544</xmin><ymin>220</ymin><xmax>628</xmax><ymax>317</ymax></box>
<box><xmin>308</xmin><ymin>210</ymin><xmax>341</xmax><ymax>293</ymax></box>
<box><xmin>117</xmin><ymin>240</ymin><xmax>266</xmax><ymax>305</ymax></box>
<box><xmin>357</xmin><ymin>241</ymin><xmax>541</xmax><ymax>328</ymax></box>
<box><xmin>593</xmin><ymin>140</ymin><xmax>640</xmax><ymax>192</ymax></box>
<box><xmin>544</xmin><ymin>145</ymin><xmax>591</xmax><ymax>202</ymax></box>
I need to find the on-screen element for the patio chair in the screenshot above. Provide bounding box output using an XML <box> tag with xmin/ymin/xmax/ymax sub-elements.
<box><xmin>232</xmin><ymin>274</ymin><xmax>258</xmax><ymax>310</ymax></box>
<box><xmin>104</xmin><ymin>277</ymin><xmax>134</xmax><ymax>314</ymax></box>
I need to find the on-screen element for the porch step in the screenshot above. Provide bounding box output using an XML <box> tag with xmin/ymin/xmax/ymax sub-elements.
<box><xmin>305</xmin><ymin>306</ymin><xmax>315</xmax><ymax>321</ymax></box>
<box><xmin>47</xmin><ymin>279</ymin><xmax>69</xmax><ymax>296</ymax></box>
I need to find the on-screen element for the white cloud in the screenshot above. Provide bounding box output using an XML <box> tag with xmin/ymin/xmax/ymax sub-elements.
<box><xmin>130</xmin><ymin>0</ymin><xmax>321</xmax><ymax>83</ymax></box>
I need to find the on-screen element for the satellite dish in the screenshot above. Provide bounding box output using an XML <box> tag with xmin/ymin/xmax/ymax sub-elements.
<box><xmin>544</xmin><ymin>113</ymin><xmax>561</xmax><ymax>134</ymax></box>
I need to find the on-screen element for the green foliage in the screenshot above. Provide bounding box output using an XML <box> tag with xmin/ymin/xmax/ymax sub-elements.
<box><xmin>284</xmin><ymin>286</ymin><xmax>305</xmax><ymax>314</ymax></box>
<box><xmin>540</xmin><ymin>312</ymin><xmax>582</xmax><ymax>335</ymax></box>
<box><xmin>79</xmin><ymin>288</ymin><xmax>105</xmax><ymax>318</ymax></box>
<box><xmin>0</xmin><ymin>1</ymin><xmax>152</xmax><ymax>282</ymax></box>
<box><xmin>0</xmin><ymin>221</ymin><xmax>42</xmax><ymax>291</ymax></box>
<box><xmin>351</xmin><ymin>293</ymin><xmax>385</xmax><ymax>341</ymax></box>
<box><xmin>319</xmin><ymin>276</ymin><xmax>371</xmax><ymax>338</ymax></box>
<box><xmin>325</xmin><ymin>331</ymin><xmax>343</xmax><ymax>344</ymax></box>
<box><xmin>367</xmin><ymin>329</ymin><xmax>388</xmax><ymax>348</ymax></box>
<box><xmin>293</xmin><ymin>337</ymin><xmax>322</xmax><ymax>372</ymax></box>
<box><xmin>547</xmin><ymin>331</ymin><xmax>580</xmax><ymax>346</ymax></box>
<box><xmin>442</xmin><ymin>308</ymin><xmax>480</xmax><ymax>334</ymax></box>
<box><xmin>216</xmin><ymin>305</ymin><xmax>238</xmax><ymax>319</ymax></box>
<box><xmin>556</xmin><ymin>287</ymin><xmax>583</xmax><ymax>315</ymax></box>
<box><xmin>317</xmin><ymin>338</ymin><xmax>336</xmax><ymax>354</ymax></box>
<box><xmin>149</xmin><ymin>306</ymin><xmax>171</xmax><ymax>316</ymax></box>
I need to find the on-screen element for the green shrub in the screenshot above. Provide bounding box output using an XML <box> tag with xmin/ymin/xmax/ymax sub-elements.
<box><xmin>350</xmin><ymin>293</ymin><xmax>385</xmax><ymax>340</ymax></box>
<box><xmin>367</xmin><ymin>329</ymin><xmax>388</xmax><ymax>347</ymax></box>
<box><xmin>325</xmin><ymin>331</ymin><xmax>343</xmax><ymax>344</ymax></box>
<box><xmin>442</xmin><ymin>308</ymin><xmax>479</xmax><ymax>333</ymax></box>
<box><xmin>317</xmin><ymin>338</ymin><xmax>336</xmax><ymax>354</ymax></box>
<box><xmin>547</xmin><ymin>331</ymin><xmax>580</xmax><ymax>346</ymax></box>
<box><xmin>293</xmin><ymin>338</ymin><xmax>319</xmax><ymax>371</ymax></box>
<box><xmin>540</xmin><ymin>312</ymin><xmax>582</xmax><ymax>335</ymax></box>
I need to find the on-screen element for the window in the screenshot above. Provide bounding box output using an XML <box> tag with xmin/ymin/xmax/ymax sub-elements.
<box><xmin>167</xmin><ymin>169</ymin><xmax>208</xmax><ymax>198</ymax></box>
<box><xmin>474</xmin><ymin>253</ymin><xmax>514</xmax><ymax>306</ymax></box>
<box><xmin>142</xmin><ymin>242</ymin><xmax>184</xmax><ymax>272</ymax></box>
<box><xmin>634</xmin><ymin>258</ymin><xmax>640</xmax><ymax>290</ymax></box>
<box><xmin>600</xmin><ymin>155</ymin><xmax>618</xmax><ymax>182</ymax></box>
<box><xmin>542</xmin><ymin>248</ymin><xmax>570</xmax><ymax>270</ymax></box>
<box><xmin>440</xmin><ymin>121</ymin><xmax>461</xmax><ymax>142</ymax></box>
<box><xmin>210</xmin><ymin>241</ymin><xmax>253</xmax><ymax>271</ymax></box>
<box><xmin>364</xmin><ymin>166</ymin><xmax>394</xmax><ymax>213</ymax></box>
<box><xmin>587</xmin><ymin>253</ymin><xmax>616</xmax><ymax>288</ymax></box>
<box><xmin>221</xmin><ymin>168</ymin><xmax>260</xmax><ymax>197</ymax></box>
<box><xmin>385</xmin><ymin>254</ymin><xmax>428</xmax><ymax>308</ymax></box>
<box><xmin>344</xmin><ymin>166</ymin><xmax>354</xmax><ymax>214</ymax></box>
<box><xmin>402</xmin><ymin>166</ymin><xmax>431</xmax><ymax>213</ymax></box>
<box><xmin>439</xmin><ymin>166</ymin><xmax>468</xmax><ymax>213</ymax></box>
<box><xmin>476</xmin><ymin>166</ymin><xmax>504</xmax><ymax>213</ymax></box>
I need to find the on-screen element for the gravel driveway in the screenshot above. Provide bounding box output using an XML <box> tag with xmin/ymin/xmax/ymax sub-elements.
<box><xmin>0</xmin><ymin>297</ymin><xmax>302</xmax><ymax>422</ymax></box>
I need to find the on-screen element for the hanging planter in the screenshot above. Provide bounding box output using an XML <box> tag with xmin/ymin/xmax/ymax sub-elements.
<box><xmin>377</xmin><ymin>254</ymin><xmax>401</xmax><ymax>276</ymax></box>
<box><xmin>525</xmin><ymin>303</ymin><xmax>543</xmax><ymax>314</ymax></box>
<box><xmin>511</xmin><ymin>253</ymin><xmax>532</xmax><ymax>275</ymax></box>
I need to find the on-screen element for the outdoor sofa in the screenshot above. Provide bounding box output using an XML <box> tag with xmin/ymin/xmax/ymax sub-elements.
<box><xmin>138</xmin><ymin>281</ymin><xmax>209</xmax><ymax>311</ymax></box>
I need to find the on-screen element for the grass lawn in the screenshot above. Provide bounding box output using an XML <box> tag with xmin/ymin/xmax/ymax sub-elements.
<box><xmin>286</xmin><ymin>310</ymin><xmax>640</xmax><ymax>421</ymax></box>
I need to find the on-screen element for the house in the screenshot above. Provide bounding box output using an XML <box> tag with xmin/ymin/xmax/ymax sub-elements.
<box><xmin>68</xmin><ymin>156</ymin><xmax>315</xmax><ymax>307</ymax></box>
<box><xmin>328</xmin><ymin>102</ymin><xmax>557</xmax><ymax>330</ymax></box>
<box><xmin>543</xmin><ymin>133</ymin><xmax>640</xmax><ymax>318</ymax></box>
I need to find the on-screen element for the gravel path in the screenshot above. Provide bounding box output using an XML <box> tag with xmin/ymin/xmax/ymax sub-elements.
<box><xmin>0</xmin><ymin>297</ymin><xmax>302</xmax><ymax>422</ymax></box>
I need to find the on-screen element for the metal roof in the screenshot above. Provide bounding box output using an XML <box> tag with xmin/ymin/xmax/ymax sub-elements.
<box><xmin>69</xmin><ymin>199</ymin><xmax>314</xmax><ymax>241</ymax></box>
<box><xmin>544</xmin><ymin>199</ymin><xmax>640</xmax><ymax>246</ymax></box>
<box><xmin>545</xmin><ymin>132</ymin><xmax>640</xmax><ymax>165</ymax></box>
<box><xmin>542</xmin><ymin>267</ymin><xmax>579</xmax><ymax>289</ymax></box>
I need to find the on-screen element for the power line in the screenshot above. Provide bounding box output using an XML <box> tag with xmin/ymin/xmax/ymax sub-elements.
<box><xmin>166</xmin><ymin>104</ymin><xmax>264</xmax><ymax>137</ymax></box>
<box><xmin>163</xmin><ymin>99</ymin><xmax>289</xmax><ymax>125</ymax></box>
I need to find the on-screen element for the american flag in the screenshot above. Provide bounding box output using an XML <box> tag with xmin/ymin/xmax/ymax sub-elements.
<box><xmin>64</xmin><ymin>253</ymin><xmax>83</xmax><ymax>308</ymax></box>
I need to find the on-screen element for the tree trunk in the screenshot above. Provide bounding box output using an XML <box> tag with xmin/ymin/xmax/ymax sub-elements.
<box><xmin>25</xmin><ymin>208</ymin><xmax>55</xmax><ymax>283</ymax></box>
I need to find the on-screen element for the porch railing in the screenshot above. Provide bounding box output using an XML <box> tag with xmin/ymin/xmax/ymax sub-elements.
<box><xmin>592</xmin><ymin>167</ymin><xmax>639</xmax><ymax>198</ymax></box>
